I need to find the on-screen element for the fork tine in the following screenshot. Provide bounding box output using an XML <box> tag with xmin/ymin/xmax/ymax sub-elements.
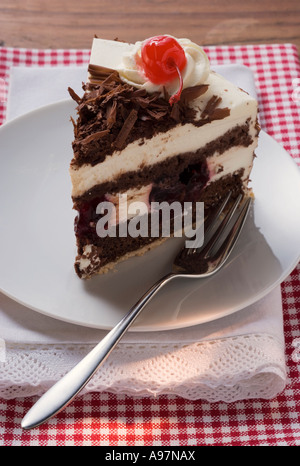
<box><xmin>187</xmin><ymin>191</ymin><xmax>232</xmax><ymax>254</ymax></box>
<box><xmin>202</xmin><ymin>193</ymin><xmax>243</xmax><ymax>259</ymax></box>
<box><xmin>211</xmin><ymin>197</ymin><xmax>252</xmax><ymax>268</ymax></box>
<box><xmin>203</xmin><ymin>191</ymin><xmax>232</xmax><ymax>240</ymax></box>
<box><xmin>174</xmin><ymin>195</ymin><xmax>252</xmax><ymax>276</ymax></box>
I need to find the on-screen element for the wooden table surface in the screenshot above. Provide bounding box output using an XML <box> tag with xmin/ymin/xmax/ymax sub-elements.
<box><xmin>0</xmin><ymin>0</ymin><xmax>300</xmax><ymax>52</ymax></box>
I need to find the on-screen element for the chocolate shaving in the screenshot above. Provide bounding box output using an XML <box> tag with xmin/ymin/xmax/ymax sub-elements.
<box><xmin>114</xmin><ymin>108</ymin><xmax>138</xmax><ymax>150</ymax></box>
<box><xmin>146</xmin><ymin>108</ymin><xmax>168</xmax><ymax>120</ymax></box>
<box><xmin>81</xmin><ymin>129</ymin><xmax>110</xmax><ymax>144</ymax></box>
<box><xmin>210</xmin><ymin>107</ymin><xmax>231</xmax><ymax>120</ymax></box>
<box><xmin>180</xmin><ymin>84</ymin><xmax>209</xmax><ymax>103</ymax></box>
<box><xmin>201</xmin><ymin>95</ymin><xmax>222</xmax><ymax>118</ymax></box>
<box><xmin>106</xmin><ymin>100</ymin><xmax>117</xmax><ymax>128</ymax></box>
<box><xmin>70</xmin><ymin>116</ymin><xmax>78</xmax><ymax>137</ymax></box>
<box><xmin>88</xmin><ymin>64</ymin><xmax>116</xmax><ymax>77</ymax></box>
<box><xmin>88</xmin><ymin>64</ymin><xmax>122</xmax><ymax>86</ymax></box>
<box><xmin>200</xmin><ymin>95</ymin><xmax>230</xmax><ymax>121</ymax></box>
<box><xmin>102</xmin><ymin>70</ymin><xmax>122</xmax><ymax>85</ymax></box>
<box><xmin>68</xmin><ymin>87</ymin><xmax>81</xmax><ymax>104</ymax></box>
<box><xmin>170</xmin><ymin>103</ymin><xmax>180</xmax><ymax>122</ymax></box>
<box><xmin>102</xmin><ymin>84</ymin><xmax>125</xmax><ymax>104</ymax></box>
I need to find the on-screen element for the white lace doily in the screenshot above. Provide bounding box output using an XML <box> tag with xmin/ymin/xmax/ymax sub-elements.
<box><xmin>0</xmin><ymin>333</ymin><xmax>286</xmax><ymax>401</ymax></box>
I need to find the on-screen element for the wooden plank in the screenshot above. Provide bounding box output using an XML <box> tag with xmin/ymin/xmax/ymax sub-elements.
<box><xmin>0</xmin><ymin>0</ymin><xmax>299</xmax><ymax>51</ymax></box>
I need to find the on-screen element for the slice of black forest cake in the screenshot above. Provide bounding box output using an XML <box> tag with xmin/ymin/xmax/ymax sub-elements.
<box><xmin>68</xmin><ymin>36</ymin><xmax>260</xmax><ymax>279</ymax></box>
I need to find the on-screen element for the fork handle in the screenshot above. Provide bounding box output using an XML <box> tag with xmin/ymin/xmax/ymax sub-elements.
<box><xmin>21</xmin><ymin>272</ymin><xmax>176</xmax><ymax>430</ymax></box>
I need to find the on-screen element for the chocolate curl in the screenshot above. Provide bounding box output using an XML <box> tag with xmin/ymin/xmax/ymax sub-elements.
<box><xmin>201</xmin><ymin>95</ymin><xmax>230</xmax><ymax>120</ymax></box>
<box><xmin>114</xmin><ymin>108</ymin><xmax>138</xmax><ymax>150</ymax></box>
<box><xmin>68</xmin><ymin>87</ymin><xmax>81</xmax><ymax>104</ymax></box>
<box><xmin>88</xmin><ymin>64</ymin><xmax>121</xmax><ymax>84</ymax></box>
<box><xmin>180</xmin><ymin>84</ymin><xmax>209</xmax><ymax>103</ymax></box>
<box><xmin>80</xmin><ymin>129</ymin><xmax>110</xmax><ymax>144</ymax></box>
<box><xmin>106</xmin><ymin>100</ymin><xmax>117</xmax><ymax>128</ymax></box>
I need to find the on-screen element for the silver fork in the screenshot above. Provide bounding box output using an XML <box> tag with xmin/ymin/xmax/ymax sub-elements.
<box><xmin>21</xmin><ymin>192</ymin><xmax>252</xmax><ymax>430</ymax></box>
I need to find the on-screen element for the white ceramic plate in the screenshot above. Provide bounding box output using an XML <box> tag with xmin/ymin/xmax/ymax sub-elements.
<box><xmin>1</xmin><ymin>99</ymin><xmax>300</xmax><ymax>331</ymax></box>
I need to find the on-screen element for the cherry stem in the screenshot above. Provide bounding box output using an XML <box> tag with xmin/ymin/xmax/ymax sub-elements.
<box><xmin>169</xmin><ymin>61</ymin><xmax>184</xmax><ymax>106</ymax></box>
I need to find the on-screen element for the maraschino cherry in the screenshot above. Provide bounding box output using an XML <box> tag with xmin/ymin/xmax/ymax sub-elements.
<box><xmin>140</xmin><ymin>35</ymin><xmax>187</xmax><ymax>105</ymax></box>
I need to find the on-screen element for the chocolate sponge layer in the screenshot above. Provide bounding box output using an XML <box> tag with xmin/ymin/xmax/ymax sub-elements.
<box><xmin>74</xmin><ymin>170</ymin><xmax>245</xmax><ymax>278</ymax></box>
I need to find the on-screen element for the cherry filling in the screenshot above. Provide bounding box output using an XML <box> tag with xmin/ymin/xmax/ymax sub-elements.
<box><xmin>179</xmin><ymin>162</ymin><xmax>210</xmax><ymax>201</ymax></box>
<box><xmin>74</xmin><ymin>195</ymin><xmax>105</xmax><ymax>239</ymax></box>
<box><xmin>74</xmin><ymin>161</ymin><xmax>209</xmax><ymax>239</ymax></box>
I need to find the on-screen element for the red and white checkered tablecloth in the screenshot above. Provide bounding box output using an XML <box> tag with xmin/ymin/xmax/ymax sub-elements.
<box><xmin>0</xmin><ymin>43</ymin><xmax>300</xmax><ymax>446</ymax></box>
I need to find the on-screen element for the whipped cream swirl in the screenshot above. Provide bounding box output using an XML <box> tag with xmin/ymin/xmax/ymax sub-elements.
<box><xmin>117</xmin><ymin>36</ymin><xmax>210</xmax><ymax>96</ymax></box>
